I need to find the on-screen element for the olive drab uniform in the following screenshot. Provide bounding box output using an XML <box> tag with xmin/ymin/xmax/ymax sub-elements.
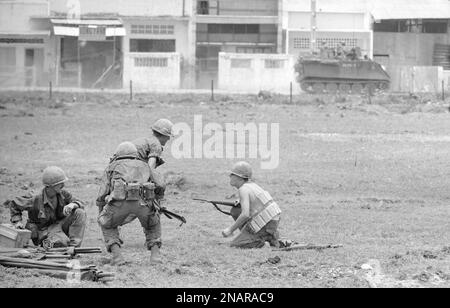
<box><xmin>96</xmin><ymin>154</ymin><xmax>162</xmax><ymax>252</ymax></box>
<box><xmin>6</xmin><ymin>189</ymin><xmax>86</xmax><ymax>247</ymax></box>
<box><xmin>132</xmin><ymin>136</ymin><xmax>166</xmax><ymax>198</ymax></box>
<box><xmin>230</xmin><ymin>182</ymin><xmax>282</xmax><ymax>249</ymax></box>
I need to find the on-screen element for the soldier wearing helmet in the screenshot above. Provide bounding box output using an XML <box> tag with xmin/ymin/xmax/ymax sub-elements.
<box><xmin>222</xmin><ymin>161</ymin><xmax>283</xmax><ymax>249</ymax></box>
<box><xmin>121</xmin><ymin>119</ymin><xmax>173</xmax><ymax>228</ymax></box>
<box><xmin>132</xmin><ymin>118</ymin><xmax>174</xmax><ymax>170</ymax></box>
<box><xmin>96</xmin><ymin>142</ymin><xmax>165</xmax><ymax>265</ymax></box>
<box><xmin>5</xmin><ymin>166</ymin><xmax>86</xmax><ymax>247</ymax></box>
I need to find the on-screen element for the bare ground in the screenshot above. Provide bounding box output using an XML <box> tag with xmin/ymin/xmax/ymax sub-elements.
<box><xmin>0</xmin><ymin>90</ymin><xmax>449</xmax><ymax>288</ymax></box>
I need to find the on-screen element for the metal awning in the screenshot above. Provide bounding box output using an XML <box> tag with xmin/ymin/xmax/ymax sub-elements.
<box><xmin>50</xmin><ymin>19</ymin><xmax>126</xmax><ymax>37</ymax></box>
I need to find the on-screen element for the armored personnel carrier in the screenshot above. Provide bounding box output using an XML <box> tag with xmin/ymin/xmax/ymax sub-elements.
<box><xmin>295</xmin><ymin>57</ymin><xmax>390</xmax><ymax>94</ymax></box>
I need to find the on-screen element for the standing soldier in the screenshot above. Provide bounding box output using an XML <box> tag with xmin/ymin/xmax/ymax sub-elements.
<box><xmin>4</xmin><ymin>166</ymin><xmax>87</xmax><ymax>248</ymax></box>
<box><xmin>222</xmin><ymin>161</ymin><xmax>284</xmax><ymax>249</ymax></box>
<box><xmin>96</xmin><ymin>142</ymin><xmax>165</xmax><ymax>265</ymax></box>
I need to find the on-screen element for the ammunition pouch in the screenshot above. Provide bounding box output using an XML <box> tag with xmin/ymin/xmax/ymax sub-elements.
<box><xmin>110</xmin><ymin>179</ymin><xmax>127</xmax><ymax>201</ymax></box>
<box><xmin>246</xmin><ymin>202</ymin><xmax>281</xmax><ymax>234</ymax></box>
<box><xmin>141</xmin><ymin>182</ymin><xmax>155</xmax><ymax>201</ymax></box>
<box><xmin>126</xmin><ymin>183</ymin><xmax>141</xmax><ymax>201</ymax></box>
<box><xmin>109</xmin><ymin>180</ymin><xmax>155</xmax><ymax>202</ymax></box>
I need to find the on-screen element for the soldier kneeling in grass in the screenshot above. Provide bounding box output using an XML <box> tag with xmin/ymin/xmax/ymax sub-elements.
<box><xmin>4</xmin><ymin>166</ymin><xmax>87</xmax><ymax>248</ymax></box>
<box><xmin>222</xmin><ymin>161</ymin><xmax>291</xmax><ymax>249</ymax></box>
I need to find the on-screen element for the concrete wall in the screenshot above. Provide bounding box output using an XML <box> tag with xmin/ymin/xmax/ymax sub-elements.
<box><xmin>122</xmin><ymin>18</ymin><xmax>195</xmax><ymax>88</ymax></box>
<box><xmin>218</xmin><ymin>52</ymin><xmax>297</xmax><ymax>93</ymax></box>
<box><xmin>0</xmin><ymin>1</ymin><xmax>50</xmax><ymax>87</ymax></box>
<box><xmin>49</xmin><ymin>0</ymin><xmax>193</xmax><ymax>17</ymax></box>
<box><xmin>123</xmin><ymin>52</ymin><xmax>181</xmax><ymax>90</ymax></box>
<box><xmin>388</xmin><ymin>65</ymin><xmax>445</xmax><ymax>93</ymax></box>
<box><xmin>444</xmin><ymin>71</ymin><xmax>450</xmax><ymax>92</ymax></box>
<box><xmin>374</xmin><ymin>32</ymin><xmax>450</xmax><ymax>67</ymax></box>
<box><xmin>287</xmin><ymin>11</ymin><xmax>367</xmax><ymax>30</ymax></box>
<box><xmin>0</xmin><ymin>1</ymin><xmax>49</xmax><ymax>33</ymax></box>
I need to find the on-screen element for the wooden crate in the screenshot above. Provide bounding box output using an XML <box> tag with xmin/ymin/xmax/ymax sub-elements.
<box><xmin>0</xmin><ymin>224</ymin><xmax>31</xmax><ymax>248</ymax></box>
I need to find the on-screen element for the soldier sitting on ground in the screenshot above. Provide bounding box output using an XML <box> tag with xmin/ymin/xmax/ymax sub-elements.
<box><xmin>96</xmin><ymin>142</ymin><xmax>166</xmax><ymax>265</ymax></box>
<box><xmin>4</xmin><ymin>166</ymin><xmax>87</xmax><ymax>248</ymax></box>
<box><xmin>222</xmin><ymin>161</ymin><xmax>292</xmax><ymax>249</ymax></box>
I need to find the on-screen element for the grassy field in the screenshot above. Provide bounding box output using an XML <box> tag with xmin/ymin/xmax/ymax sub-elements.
<box><xmin>0</xmin><ymin>90</ymin><xmax>449</xmax><ymax>288</ymax></box>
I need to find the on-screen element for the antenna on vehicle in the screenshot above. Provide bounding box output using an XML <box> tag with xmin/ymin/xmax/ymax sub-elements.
<box><xmin>310</xmin><ymin>0</ymin><xmax>317</xmax><ymax>54</ymax></box>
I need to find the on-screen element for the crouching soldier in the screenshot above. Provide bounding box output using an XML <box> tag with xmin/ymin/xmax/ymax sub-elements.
<box><xmin>120</xmin><ymin>118</ymin><xmax>173</xmax><ymax>226</ymax></box>
<box><xmin>96</xmin><ymin>142</ymin><xmax>164</xmax><ymax>265</ymax></box>
<box><xmin>222</xmin><ymin>161</ymin><xmax>283</xmax><ymax>249</ymax></box>
<box><xmin>5</xmin><ymin>166</ymin><xmax>87</xmax><ymax>248</ymax></box>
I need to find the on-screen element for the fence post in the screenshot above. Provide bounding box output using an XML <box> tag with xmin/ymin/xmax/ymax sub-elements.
<box><xmin>290</xmin><ymin>82</ymin><xmax>293</xmax><ymax>104</ymax></box>
<box><xmin>211</xmin><ymin>79</ymin><xmax>214</xmax><ymax>101</ymax></box>
<box><xmin>130</xmin><ymin>80</ymin><xmax>133</xmax><ymax>101</ymax></box>
<box><xmin>442</xmin><ymin>80</ymin><xmax>445</xmax><ymax>101</ymax></box>
<box><xmin>49</xmin><ymin>81</ymin><xmax>52</xmax><ymax>100</ymax></box>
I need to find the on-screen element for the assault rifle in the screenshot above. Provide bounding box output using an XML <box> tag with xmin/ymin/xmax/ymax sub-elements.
<box><xmin>193</xmin><ymin>198</ymin><xmax>240</xmax><ymax>216</ymax></box>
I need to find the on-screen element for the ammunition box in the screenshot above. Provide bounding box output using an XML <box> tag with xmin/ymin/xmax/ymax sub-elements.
<box><xmin>0</xmin><ymin>224</ymin><xmax>32</xmax><ymax>248</ymax></box>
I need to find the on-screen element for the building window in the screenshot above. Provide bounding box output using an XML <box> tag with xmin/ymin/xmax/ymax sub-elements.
<box><xmin>197</xmin><ymin>1</ymin><xmax>209</xmax><ymax>15</ymax></box>
<box><xmin>130</xmin><ymin>39</ymin><xmax>176</xmax><ymax>52</ymax></box>
<box><xmin>236</xmin><ymin>47</ymin><xmax>273</xmax><ymax>54</ymax></box>
<box><xmin>293</xmin><ymin>37</ymin><xmax>358</xmax><ymax>49</ymax></box>
<box><xmin>293</xmin><ymin>38</ymin><xmax>310</xmax><ymax>49</ymax></box>
<box><xmin>265</xmin><ymin>59</ymin><xmax>285</xmax><ymax>69</ymax></box>
<box><xmin>207</xmin><ymin>24</ymin><xmax>260</xmax><ymax>34</ymax></box>
<box><xmin>131</xmin><ymin>24</ymin><xmax>175</xmax><ymax>35</ymax></box>
<box><xmin>422</xmin><ymin>20</ymin><xmax>448</xmax><ymax>33</ymax></box>
<box><xmin>230</xmin><ymin>58</ymin><xmax>251</xmax><ymax>68</ymax></box>
<box><xmin>317</xmin><ymin>38</ymin><xmax>357</xmax><ymax>49</ymax></box>
<box><xmin>134</xmin><ymin>57</ymin><xmax>168</xmax><ymax>67</ymax></box>
<box><xmin>373</xmin><ymin>20</ymin><xmax>408</xmax><ymax>32</ymax></box>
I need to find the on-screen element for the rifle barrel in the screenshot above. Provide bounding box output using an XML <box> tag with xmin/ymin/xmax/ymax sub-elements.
<box><xmin>193</xmin><ymin>199</ymin><xmax>237</xmax><ymax>207</ymax></box>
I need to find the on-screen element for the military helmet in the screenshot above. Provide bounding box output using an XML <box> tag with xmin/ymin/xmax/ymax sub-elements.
<box><xmin>152</xmin><ymin>119</ymin><xmax>174</xmax><ymax>137</ymax></box>
<box><xmin>114</xmin><ymin>141</ymin><xmax>138</xmax><ymax>157</ymax></box>
<box><xmin>42</xmin><ymin>166</ymin><xmax>69</xmax><ymax>187</ymax></box>
<box><xmin>230</xmin><ymin>161</ymin><xmax>252</xmax><ymax>179</ymax></box>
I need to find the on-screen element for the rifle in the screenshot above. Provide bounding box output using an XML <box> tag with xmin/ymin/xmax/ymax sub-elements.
<box><xmin>153</xmin><ymin>200</ymin><xmax>186</xmax><ymax>226</ymax></box>
<box><xmin>193</xmin><ymin>198</ymin><xmax>240</xmax><ymax>216</ymax></box>
<box><xmin>272</xmin><ymin>243</ymin><xmax>343</xmax><ymax>252</ymax></box>
<box><xmin>0</xmin><ymin>246</ymin><xmax>102</xmax><ymax>259</ymax></box>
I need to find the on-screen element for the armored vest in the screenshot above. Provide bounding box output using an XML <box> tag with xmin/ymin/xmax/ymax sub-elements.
<box><xmin>242</xmin><ymin>182</ymin><xmax>281</xmax><ymax>234</ymax></box>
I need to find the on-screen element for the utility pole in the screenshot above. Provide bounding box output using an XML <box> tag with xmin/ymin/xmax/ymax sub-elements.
<box><xmin>310</xmin><ymin>0</ymin><xmax>317</xmax><ymax>54</ymax></box>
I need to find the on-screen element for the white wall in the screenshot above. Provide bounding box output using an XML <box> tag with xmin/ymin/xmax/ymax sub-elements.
<box><xmin>0</xmin><ymin>1</ymin><xmax>49</xmax><ymax>33</ymax></box>
<box><xmin>288</xmin><ymin>11</ymin><xmax>367</xmax><ymax>30</ymax></box>
<box><xmin>218</xmin><ymin>52</ymin><xmax>298</xmax><ymax>94</ymax></box>
<box><xmin>123</xmin><ymin>52</ymin><xmax>181</xmax><ymax>90</ymax></box>
<box><xmin>389</xmin><ymin>65</ymin><xmax>445</xmax><ymax>93</ymax></box>
<box><xmin>49</xmin><ymin>0</ymin><xmax>193</xmax><ymax>17</ymax></box>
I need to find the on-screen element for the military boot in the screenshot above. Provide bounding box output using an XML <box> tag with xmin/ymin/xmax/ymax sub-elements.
<box><xmin>110</xmin><ymin>244</ymin><xmax>126</xmax><ymax>266</ymax></box>
<box><xmin>150</xmin><ymin>245</ymin><xmax>162</xmax><ymax>264</ymax></box>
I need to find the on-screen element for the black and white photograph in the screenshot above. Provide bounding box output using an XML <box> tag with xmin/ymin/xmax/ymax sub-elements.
<box><xmin>0</xmin><ymin>0</ymin><xmax>449</xmax><ymax>292</ymax></box>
